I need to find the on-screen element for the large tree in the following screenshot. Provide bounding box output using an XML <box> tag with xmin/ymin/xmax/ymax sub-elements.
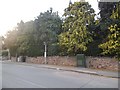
<box><xmin>4</xmin><ymin>8</ymin><xmax>62</xmax><ymax>57</ymax></box>
<box><xmin>4</xmin><ymin>29</ymin><xmax>19</xmax><ymax>56</ymax></box>
<box><xmin>86</xmin><ymin>1</ymin><xmax>119</xmax><ymax>56</ymax></box>
<box><xmin>58</xmin><ymin>1</ymin><xmax>95</xmax><ymax>55</ymax></box>
<box><xmin>99</xmin><ymin>2</ymin><xmax>120</xmax><ymax>59</ymax></box>
<box><xmin>16</xmin><ymin>20</ymin><xmax>38</xmax><ymax>56</ymax></box>
<box><xmin>34</xmin><ymin>8</ymin><xmax>62</xmax><ymax>56</ymax></box>
<box><xmin>0</xmin><ymin>36</ymin><xmax>3</xmax><ymax>50</ymax></box>
<box><xmin>96</xmin><ymin>1</ymin><xmax>118</xmax><ymax>39</ymax></box>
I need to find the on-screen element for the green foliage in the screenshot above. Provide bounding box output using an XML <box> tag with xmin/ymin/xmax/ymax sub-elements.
<box><xmin>4</xmin><ymin>30</ymin><xmax>19</xmax><ymax>56</ymax></box>
<box><xmin>35</xmin><ymin>11</ymin><xmax>62</xmax><ymax>39</ymax></box>
<box><xmin>98</xmin><ymin>2</ymin><xmax>117</xmax><ymax>20</ymax></box>
<box><xmin>99</xmin><ymin>2</ymin><xmax>120</xmax><ymax>60</ymax></box>
<box><xmin>16</xmin><ymin>20</ymin><xmax>37</xmax><ymax>56</ymax></box>
<box><xmin>59</xmin><ymin>1</ymin><xmax>95</xmax><ymax>55</ymax></box>
<box><xmin>4</xmin><ymin>8</ymin><xmax>62</xmax><ymax>57</ymax></box>
<box><xmin>3</xmin><ymin>1</ymin><xmax>120</xmax><ymax>59</ymax></box>
<box><xmin>34</xmin><ymin>9</ymin><xmax>62</xmax><ymax>56</ymax></box>
<box><xmin>99</xmin><ymin>24</ymin><xmax>120</xmax><ymax>59</ymax></box>
<box><xmin>96</xmin><ymin>2</ymin><xmax>118</xmax><ymax>40</ymax></box>
<box><xmin>0</xmin><ymin>36</ymin><xmax>3</xmax><ymax>50</ymax></box>
<box><xmin>2</xmin><ymin>50</ymin><xmax>8</xmax><ymax>56</ymax></box>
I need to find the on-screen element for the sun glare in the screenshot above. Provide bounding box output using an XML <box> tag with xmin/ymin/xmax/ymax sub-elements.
<box><xmin>0</xmin><ymin>0</ymin><xmax>98</xmax><ymax>36</ymax></box>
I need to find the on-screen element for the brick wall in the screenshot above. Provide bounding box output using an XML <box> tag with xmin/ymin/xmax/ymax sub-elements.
<box><xmin>11</xmin><ymin>57</ymin><xmax>16</xmax><ymax>62</ymax></box>
<box><xmin>26</xmin><ymin>56</ymin><xmax>77</xmax><ymax>66</ymax></box>
<box><xmin>11</xmin><ymin>56</ymin><xmax>119</xmax><ymax>71</ymax></box>
<box><xmin>86</xmin><ymin>57</ymin><xmax>119</xmax><ymax>71</ymax></box>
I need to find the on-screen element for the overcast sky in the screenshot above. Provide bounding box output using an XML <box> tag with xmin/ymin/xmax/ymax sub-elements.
<box><xmin>0</xmin><ymin>0</ymin><xmax>99</xmax><ymax>36</ymax></box>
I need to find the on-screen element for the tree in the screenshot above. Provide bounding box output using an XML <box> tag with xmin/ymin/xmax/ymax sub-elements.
<box><xmin>99</xmin><ymin>24</ymin><xmax>120</xmax><ymax>58</ymax></box>
<box><xmin>0</xmin><ymin>36</ymin><xmax>4</xmax><ymax>50</ymax></box>
<box><xmin>86</xmin><ymin>1</ymin><xmax>119</xmax><ymax>56</ymax></box>
<box><xmin>58</xmin><ymin>1</ymin><xmax>95</xmax><ymax>55</ymax></box>
<box><xmin>4</xmin><ymin>29</ymin><xmax>19</xmax><ymax>56</ymax></box>
<box><xmin>99</xmin><ymin>2</ymin><xmax>120</xmax><ymax>60</ymax></box>
<box><xmin>16</xmin><ymin>20</ymin><xmax>38</xmax><ymax>56</ymax></box>
<box><xmin>96</xmin><ymin>1</ymin><xmax>118</xmax><ymax>39</ymax></box>
<box><xmin>98</xmin><ymin>1</ymin><xmax>117</xmax><ymax>21</ymax></box>
<box><xmin>4</xmin><ymin>8</ymin><xmax>62</xmax><ymax>57</ymax></box>
<box><xmin>34</xmin><ymin>8</ymin><xmax>62</xmax><ymax>56</ymax></box>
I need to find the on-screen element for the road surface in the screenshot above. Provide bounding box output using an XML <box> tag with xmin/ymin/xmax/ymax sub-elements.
<box><xmin>2</xmin><ymin>62</ymin><xmax>118</xmax><ymax>88</ymax></box>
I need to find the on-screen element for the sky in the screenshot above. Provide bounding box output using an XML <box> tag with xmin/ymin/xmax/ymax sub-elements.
<box><xmin>0</xmin><ymin>0</ymin><xmax>99</xmax><ymax>36</ymax></box>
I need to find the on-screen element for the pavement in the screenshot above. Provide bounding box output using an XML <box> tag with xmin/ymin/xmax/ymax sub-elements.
<box><xmin>4</xmin><ymin>61</ymin><xmax>119</xmax><ymax>78</ymax></box>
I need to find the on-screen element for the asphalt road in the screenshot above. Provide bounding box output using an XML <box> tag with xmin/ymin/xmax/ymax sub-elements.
<box><xmin>2</xmin><ymin>62</ymin><xmax>118</xmax><ymax>88</ymax></box>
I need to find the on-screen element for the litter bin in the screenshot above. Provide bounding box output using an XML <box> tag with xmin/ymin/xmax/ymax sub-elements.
<box><xmin>76</xmin><ymin>54</ymin><xmax>86</xmax><ymax>67</ymax></box>
<box><xmin>21</xmin><ymin>56</ymin><xmax>26</xmax><ymax>62</ymax></box>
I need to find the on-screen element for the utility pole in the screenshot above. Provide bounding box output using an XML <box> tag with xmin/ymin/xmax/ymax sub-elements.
<box><xmin>44</xmin><ymin>42</ymin><xmax>47</xmax><ymax>64</ymax></box>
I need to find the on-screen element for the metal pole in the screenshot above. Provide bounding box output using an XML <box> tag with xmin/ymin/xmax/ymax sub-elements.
<box><xmin>44</xmin><ymin>42</ymin><xmax>47</xmax><ymax>64</ymax></box>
